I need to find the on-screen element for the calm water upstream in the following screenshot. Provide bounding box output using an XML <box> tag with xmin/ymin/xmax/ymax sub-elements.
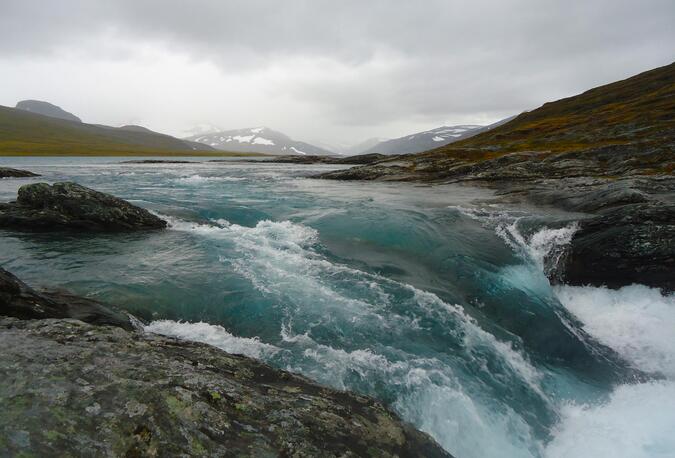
<box><xmin>1</xmin><ymin>157</ymin><xmax>674</xmax><ymax>458</ymax></box>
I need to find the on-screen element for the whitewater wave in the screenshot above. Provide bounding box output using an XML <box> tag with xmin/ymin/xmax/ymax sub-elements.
<box><xmin>175</xmin><ymin>174</ymin><xmax>246</xmax><ymax>184</ymax></box>
<box><xmin>145</xmin><ymin>320</ymin><xmax>279</xmax><ymax>359</ymax></box>
<box><xmin>164</xmin><ymin>214</ymin><xmax>552</xmax><ymax>458</ymax></box>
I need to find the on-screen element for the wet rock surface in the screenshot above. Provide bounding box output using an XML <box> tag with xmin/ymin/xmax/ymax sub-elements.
<box><xmin>0</xmin><ymin>167</ymin><xmax>40</xmax><ymax>178</ymax></box>
<box><xmin>0</xmin><ymin>182</ymin><xmax>167</xmax><ymax>231</ymax></box>
<box><xmin>0</xmin><ymin>272</ymin><xmax>450</xmax><ymax>457</ymax></box>
<box><xmin>489</xmin><ymin>177</ymin><xmax>675</xmax><ymax>292</ymax></box>
<box><xmin>557</xmin><ymin>201</ymin><xmax>675</xmax><ymax>292</ymax></box>
<box><xmin>0</xmin><ymin>268</ymin><xmax>135</xmax><ymax>330</ymax></box>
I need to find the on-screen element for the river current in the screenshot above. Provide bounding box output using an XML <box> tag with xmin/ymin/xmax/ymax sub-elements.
<box><xmin>1</xmin><ymin>157</ymin><xmax>673</xmax><ymax>458</ymax></box>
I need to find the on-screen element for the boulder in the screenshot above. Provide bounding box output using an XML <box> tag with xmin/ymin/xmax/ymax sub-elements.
<box><xmin>0</xmin><ymin>182</ymin><xmax>167</xmax><ymax>231</ymax></box>
<box><xmin>556</xmin><ymin>202</ymin><xmax>675</xmax><ymax>292</ymax></box>
<box><xmin>0</xmin><ymin>167</ymin><xmax>40</xmax><ymax>178</ymax></box>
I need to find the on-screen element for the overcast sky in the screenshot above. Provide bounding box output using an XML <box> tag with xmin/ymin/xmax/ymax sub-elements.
<box><xmin>1</xmin><ymin>0</ymin><xmax>673</xmax><ymax>146</ymax></box>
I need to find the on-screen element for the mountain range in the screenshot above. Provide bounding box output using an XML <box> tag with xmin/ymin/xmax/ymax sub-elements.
<box><xmin>186</xmin><ymin>127</ymin><xmax>334</xmax><ymax>155</ymax></box>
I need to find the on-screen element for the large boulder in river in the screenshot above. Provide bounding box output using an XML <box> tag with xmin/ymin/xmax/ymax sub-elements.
<box><xmin>0</xmin><ymin>182</ymin><xmax>166</xmax><ymax>231</ymax></box>
<box><xmin>557</xmin><ymin>202</ymin><xmax>675</xmax><ymax>292</ymax></box>
<box><xmin>0</xmin><ymin>167</ymin><xmax>40</xmax><ymax>178</ymax></box>
<box><xmin>0</xmin><ymin>269</ymin><xmax>449</xmax><ymax>457</ymax></box>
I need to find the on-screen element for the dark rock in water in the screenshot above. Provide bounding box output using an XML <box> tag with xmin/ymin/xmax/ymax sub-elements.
<box><xmin>254</xmin><ymin>153</ymin><xmax>389</xmax><ymax>165</ymax></box>
<box><xmin>0</xmin><ymin>167</ymin><xmax>40</xmax><ymax>178</ymax></box>
<box><xmin>0</xmin><ymin>182</ymin><xmax>167</xmax><ymax>231</ymax></box>
<box><xmin>557</xmin><ymin>202</ymin><xmax>675</xmax><ymax>293</ymax></box>
<box><xmin>0</xmin><ymin>267</ymin><xmax>135</xmax><ymax>330</ymax></box>
<box><xmin>0</xmin><ymin>270</ymin><xmax>449</xmax><ymax>457</ymax></box>
<box><xmin>120</xmin><ymin>159</ymin><xmax>197</xmax><ymax>164</ymax></box>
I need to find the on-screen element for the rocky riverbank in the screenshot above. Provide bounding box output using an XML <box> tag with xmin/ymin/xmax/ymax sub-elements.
<box><xmin>0</xmin><ymin>269</ymin><xmax>449</xmax><ymax>457</ymax></box>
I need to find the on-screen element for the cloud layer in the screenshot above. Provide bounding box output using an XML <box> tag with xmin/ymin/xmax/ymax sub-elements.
<box><xmin>1</xmin><ymin>0</ymin><xmax>673</xmax><ymax>145</ymax></box>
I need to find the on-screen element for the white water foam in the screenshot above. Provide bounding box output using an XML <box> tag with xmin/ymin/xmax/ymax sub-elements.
<box><xmin>145</xmin><ymin>320</ymin><xmax>279</xmax><ymax>359</ymax></box>
<box><xmin>175</xmin><ymin>174</ymin><xmax>246</xmax><ymax>184</ymax></box>
<box><xmin>556</xmin><ymin>284</ymin><xmax>675</xmax><ymax>378</ymax></box>
<box><xmin>545</xmin><ymin>381</ymin><xmax>675</xmax><ymax>458</ymax></box>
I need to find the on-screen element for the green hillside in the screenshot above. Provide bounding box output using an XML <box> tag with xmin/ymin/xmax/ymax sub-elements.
<box><xmin>0</xmin><ymin>106</ymin><xmax>249</xmax><ymax>156</ymax></box>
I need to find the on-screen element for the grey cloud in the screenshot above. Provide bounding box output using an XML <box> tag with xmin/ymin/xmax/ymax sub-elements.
<box><xmin>1</xmin><ymin>0</ymin><xmax>673</xmax><ymax>143</ymax></box>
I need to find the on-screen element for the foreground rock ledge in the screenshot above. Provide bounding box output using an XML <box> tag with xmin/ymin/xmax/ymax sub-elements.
<box><xmin>0</xmin><ymin>271</ymin><xmax>450</xmax><ymax>457</ymax></box>
<box><xmin>0</xmin><ymin>182</ymin><xmax>166</xmax><ymax>231</ymax></box>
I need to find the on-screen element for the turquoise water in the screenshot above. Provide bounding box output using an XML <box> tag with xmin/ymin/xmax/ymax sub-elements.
<box><xmin>1</xmin><ymin>157</ymin><xmax>674</xmax><ymax>458</ymax></box>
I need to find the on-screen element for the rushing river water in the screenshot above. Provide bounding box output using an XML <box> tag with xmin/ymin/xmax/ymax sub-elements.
<box><xmin>1</xmin><ymin>157</ymin><xmax>674</xmax><ymax>458</ymax></box>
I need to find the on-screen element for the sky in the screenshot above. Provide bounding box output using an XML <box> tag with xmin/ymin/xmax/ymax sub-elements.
<box><xmin>1</xmin><ymin>0</ymin><xmax>673</xmax><ymax>147</ymax></box>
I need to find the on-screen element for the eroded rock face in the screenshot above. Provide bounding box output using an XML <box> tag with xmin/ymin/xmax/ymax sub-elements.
<box><xmin>0</xmin><ymin>182</ymin><xmax>167</xmax><ymax>231</ymax></box>
<box><xmin>0</xmin><ymin>167</ymin><xmax>40</xmax><ymax>178</ymax></box>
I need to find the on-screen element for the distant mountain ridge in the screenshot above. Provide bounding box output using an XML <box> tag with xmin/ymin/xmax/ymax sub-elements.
<box><xmin>187</xmin><ymin>127</ymin><xmax>333</xmax><ymax>155</ymax></box>
<box><xmin>16</xmin><ymin>100</ymin><xmax>82</xmax><ymax>123</ymax></box>
<box><xmin>364</xmin><ymin>125</ymin><xmax>483</xmax><ymax>155</ymax></box>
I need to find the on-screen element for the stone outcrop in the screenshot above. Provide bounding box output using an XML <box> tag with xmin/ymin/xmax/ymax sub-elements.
<box><xmin>0</xmin><ymin>182</ymin><xmax>167</xmax><ymax>231</ymax></box>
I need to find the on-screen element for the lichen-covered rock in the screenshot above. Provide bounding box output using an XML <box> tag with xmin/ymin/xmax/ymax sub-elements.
<box><xmin>0</xmin><ymin>167</ymin><xmax>40</xmax><ymax>178</ymax></box>
<box><xmin>0</xmin><ymin>318</ymin><xmax>449</xmax><ymax>457</ymax></box>
<box><xmin>0</xmin><ymin>270</ymin><xmax>449</xmax><ymax>457</ymax></box>
<box><xmin>0</xmin><ymin>182</ymin><xmax>166</xmax><ymax>231</ymax></box>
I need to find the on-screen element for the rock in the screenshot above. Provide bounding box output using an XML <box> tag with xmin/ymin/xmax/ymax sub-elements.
<box><xmin>556</xmin><ymin>202</ymin><xmax>675</xmax><ymax>293</ymax></box>
<box><xmin>245</xmin><ymin>153</ymin><xmax>389</xmax><ymax>166</ymax></box>
<box><xmin>0</xmin><ymin>182</ymin><xmax>167</xmax><ymax>231</ymax></box>
<box><xmin>0</xmin><ymin>167</ymin><xmax>40</xmax><ymax>178</ymax></box>
<box><xmin>120</xmin><ymin>160</ymin><xmax>196</xmax><ymax>164</ymax></box>
<box><xmin>0</xmin><ymin>268</ymin><xmax>135</xmax><ymax>330</ymax></box>
<box><xmin>0</xmin><ymin>270</ymin><xmax>450</xmax><ymax>457</ymax></box>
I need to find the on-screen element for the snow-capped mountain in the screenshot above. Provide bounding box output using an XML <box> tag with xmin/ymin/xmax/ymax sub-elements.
<box><xmin>186</xmin><ymin>127</ymin><xmax>333</xmax><ymax>155</ymax></box>
<box><xmin>364</xmin><ymin>125</ymin><xmax>484</xmax><ymax>155</ymax></box>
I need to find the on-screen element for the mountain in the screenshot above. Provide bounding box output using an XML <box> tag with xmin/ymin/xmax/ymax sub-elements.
<box><xmin>0</xmin><ymin>104</ymin><xmax>219</xmax><ymax>156</ymax></box>
<box><xmin>343</xmin><ymin>138</ymin><xmax>389</xmax><ymax>156</ymax></box>
<box><xmin>363</xmin><ymin>125</ymin><xmax>484</xmax><ymax>155</ymax></box>
<box><xmin>319</xmin><ymin>62</ymin><xmax>675</xmax><ymax>181</ymax></box>
<box><xmin>187</xmin><ymin>127</ymin><xmax>334</xmax><ymax>155</ymax></box>
<box><xmin>16</xmin><ymin>100</ymin><xmax>82</xmax><ymax>123</ymax></box>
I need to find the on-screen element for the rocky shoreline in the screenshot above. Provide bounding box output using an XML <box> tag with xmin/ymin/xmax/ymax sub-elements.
<box><xmin>0</xmin><ymin>268</ymin><xmax>450</xmax><ymax>457</ymax></box>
